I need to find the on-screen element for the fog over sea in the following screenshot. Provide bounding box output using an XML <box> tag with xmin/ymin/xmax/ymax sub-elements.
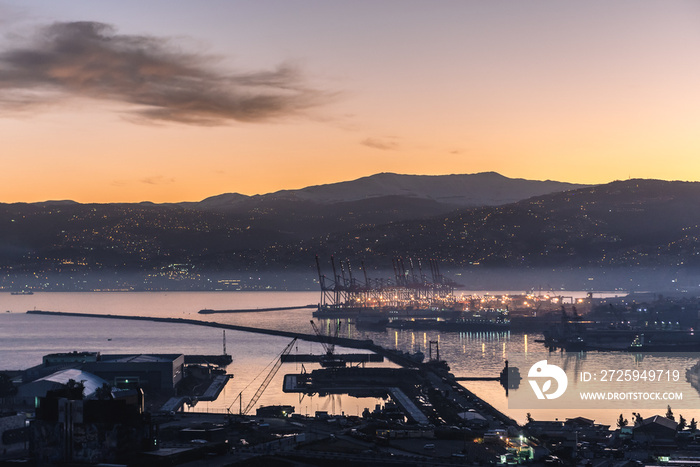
<box><xmin>2</xmin><ymin>291</ymin><xmax>699</xmax><ymax>427</ymax></box>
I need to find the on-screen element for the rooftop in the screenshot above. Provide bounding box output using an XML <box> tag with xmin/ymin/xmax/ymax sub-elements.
<box><xmin>98</xmin><ymin>354</ymin><xmax>183</xmax><ymax>363</ymax></box>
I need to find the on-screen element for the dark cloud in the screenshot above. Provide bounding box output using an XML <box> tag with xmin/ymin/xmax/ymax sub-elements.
<box><xmin>361</xmin><ymin>137</ymin><xmax>399</xmax><ymax>151</ymax></box>
<box><xmin>0</xmin><ymin>21</ymin><xmax>326</xmax><ymax>125</ymax></box>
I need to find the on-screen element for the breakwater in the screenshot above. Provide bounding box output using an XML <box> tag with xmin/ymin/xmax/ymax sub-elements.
<box><xmin>26</xmin><ymin>309</ymin><xmax>519</xmax><ymax>428</ymax></box>
<box><xmin>26</xmin><ymin>309</ymin><xmax>381</xmax><ymax>356</ymax></box>
<box><xmin>199</xmin><ymin>305</ymin><xmax>316</xmax><ymax>314</ymax></box>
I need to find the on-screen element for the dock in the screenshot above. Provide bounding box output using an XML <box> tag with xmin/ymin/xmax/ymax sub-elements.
<box><xmin>281</xmin><ymin>353</ymin><xmax>383</xmax><ymax>364</ymax></box>
<box><xmin>184</xmin><ymin>354</ymin><xmax>232</xmax><ymax>365</ymax></box>
<box><xmin>160</xmin><ymin>396</ymin><xmax>189</xmax><ymax>413</ymax></box>
<box><xmin>199</xmin><ymin>374</ymin><xmax>231</xmax><ymax>401</ymax></box>
<box><xmin>388</xmin><ymin>387</ymin><xmax>429</xmax><ymax>424</ymax></box>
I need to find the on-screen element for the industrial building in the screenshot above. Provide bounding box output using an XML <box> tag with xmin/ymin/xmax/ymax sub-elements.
<box><xmin>82</xmin><ymin>354</ymin><xmax>184</xmax><ymax>395</ymax></box>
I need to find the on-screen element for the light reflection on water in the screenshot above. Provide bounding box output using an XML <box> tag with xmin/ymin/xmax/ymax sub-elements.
<box><xmin>1</xmin><ymin>290</ymin><xmax>699</xmax><ymax>427</ymax></box>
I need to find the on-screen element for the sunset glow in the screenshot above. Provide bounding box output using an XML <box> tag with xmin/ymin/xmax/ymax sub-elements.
<box><xmin>1</xmin><ymin>1</ymin><xmax>699</xmax><ymax>203</ymax></box>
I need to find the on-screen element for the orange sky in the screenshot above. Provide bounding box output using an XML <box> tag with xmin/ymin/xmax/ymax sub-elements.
<box><xmin>0</xmin><ymin>1</ymin><xmax>699</xmax><ymax>203</ymax></box>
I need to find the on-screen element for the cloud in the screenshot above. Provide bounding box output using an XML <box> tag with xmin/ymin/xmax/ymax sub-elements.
<box><xmin>361</xmin><ymin>137</ymin><xmax>399</xmax><ymax>151</ymax></box>
<box><xmin>140</xmin><ymin>176</ymin><xmax>175</xmax><ymax>185</ymax></box>
<box><xmin>0</xmin><ymin>21</ymin><xmax>327</xmax><ymax>125</ymax></box>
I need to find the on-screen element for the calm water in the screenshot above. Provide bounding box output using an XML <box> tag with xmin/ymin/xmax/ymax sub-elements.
<box><xmin>2</xmin><ymin>291</ymin><xmax>699</xmax><ymax>427</ymax></box>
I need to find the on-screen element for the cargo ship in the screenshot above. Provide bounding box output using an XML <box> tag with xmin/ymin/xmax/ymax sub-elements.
<box><xmin>542</xmin><ymin>308</ymin><xmax>700</xmax><ymax>351</ymax></box>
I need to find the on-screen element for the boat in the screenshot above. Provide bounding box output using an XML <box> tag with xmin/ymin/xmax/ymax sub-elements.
<box><xmin>353</xmin><ymin>314</ymin><xmax>390</xmax><ymax>330</ymax></box>
<box><xmin>385</xmin><ymin>307</ymin><xmax>510</xmax><ymax>332</ymax></box>
<box><xmin>542</xmin><ymin>309</ymin><xmax>700</xmax><ymax>351</ymax></box>
<box><xmin>11</xmin><ymin>290</ymin><xmax>33</xmax><ymax>295</ymax></box>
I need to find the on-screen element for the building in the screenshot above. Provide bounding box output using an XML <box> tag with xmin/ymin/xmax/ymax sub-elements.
<box><xmin>42</xmin><ymin>351</ymin><xmax>100</xmax><ymax>366</ymax></box>
<box><xmin>633</xmin><ymin>415</ymin><xmax>678</xmax><ymax>442</ymax></box>
<box><xmin>82</xmin><ymin>354</ymin><xmax>184</xmax><ymax>395</ymax></box>
<box><xmin>31</xmin><ymin>387</ymin><xmax>154</xmax><ymax>464</ymax></box>
<box><xmin>0</xmin><ymin>412</ymin><xmax>28</xmax><ymax>457</ymax></box>
<box><xmin>15</xmin><ymin>368</ymin><xmax>109</xmax><ymax>406</ymax></box>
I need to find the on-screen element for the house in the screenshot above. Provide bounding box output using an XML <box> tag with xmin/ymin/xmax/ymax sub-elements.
<box><xmin>633</xmin><ymin>415</ymin><xmax>678</xmax><ymax>442</ymax></box>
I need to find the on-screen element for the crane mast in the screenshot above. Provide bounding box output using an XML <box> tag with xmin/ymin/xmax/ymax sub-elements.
<box><xmin>238</xmin><ymin>337</ymin><xmax>298</xmax><ymax>415</ymax></box>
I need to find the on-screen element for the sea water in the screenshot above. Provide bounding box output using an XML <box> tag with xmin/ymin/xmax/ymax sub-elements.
<box><xmin>2</xmin><ymin>291</ymin><xmax>698</xmax><ymax>427</ymax></box>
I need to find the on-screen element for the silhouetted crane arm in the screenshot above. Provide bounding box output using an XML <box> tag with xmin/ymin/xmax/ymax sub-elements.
<box><xmin>310</xmin><ymin>320</ymin><xmax>331</xmax><ymax>354</ymax></box>
<box><xmin>242</xmin><ymin>337</ymin><xmax>297</xmax><ymax>415</ymax></box>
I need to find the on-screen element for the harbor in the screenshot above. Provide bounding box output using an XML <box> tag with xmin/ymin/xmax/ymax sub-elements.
<box><xmin>5</xmin><ymin>290</ymin><xmax>700</xmax><ymax>465</ymax></box>
<box><xmin>312</xmin><ymin>256</ymin><xmax>593</xmax><ymax>334</ymax></box>
<box><xmin>2</xmin><ymin>305</ymin><xmax>530</xmax><ymax>465</ymax></box>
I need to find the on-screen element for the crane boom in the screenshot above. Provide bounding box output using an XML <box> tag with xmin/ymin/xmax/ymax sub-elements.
<box><xmin>242</xmin><ymin>337</ymin><xmax>297</xmax><ymax>415</ymax></box>
<box><xmin>309</xmin><ymin>320</ymin><xmax>331</xmax><ymax>354</ymax></box>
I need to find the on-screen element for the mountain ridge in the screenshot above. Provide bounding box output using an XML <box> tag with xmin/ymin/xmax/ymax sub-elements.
<box><xmin>5</xmin><ymin>177</ymin><xmax>698</xmax><ymax>291</ymax></box>
<box><xmin>184</xmin><ymin>172</ymin><xmax>587</xmax><ymax>211</ymax></box>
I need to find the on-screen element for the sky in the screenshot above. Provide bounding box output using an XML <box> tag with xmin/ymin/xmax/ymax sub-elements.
<box><xmin>0</xmin><ymin>0</ymin><xmax>699</xmax><ymax>203</ymax></box>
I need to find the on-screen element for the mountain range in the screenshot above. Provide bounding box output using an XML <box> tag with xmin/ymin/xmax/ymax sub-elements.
<box><xmin>182</xmin><ymin>172</ymin><xmax>586</xmax><ymax>209</ymax></box>
<box><xmin>1</xmin><ymin>173</ymin><xmax>698</xmax><ymax>291</ymax></box>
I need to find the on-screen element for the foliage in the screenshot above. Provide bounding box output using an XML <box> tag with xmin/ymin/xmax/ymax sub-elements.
<box><xmin>0</xmin><ymin>373</ymin><xmax>17</xmax><ymax>397</ymax></box>
<box><xmin>632</xmin><ymin>412</ymin><xmax>643</xmax><ymax>426</ymax></box>
<box><xmin>617</xmin><ymin>414</ymin><xmax>628</xmax><ymax>428</ymax></box>
<box><xmin>666</xmin><ymin>405</ymin><xmax>675</xmax><ymax>421</ymax></box>
<box><xmin>95</xmin><ymin>383</ymin><xmax>113</xmax><ymax>400</ymax></box>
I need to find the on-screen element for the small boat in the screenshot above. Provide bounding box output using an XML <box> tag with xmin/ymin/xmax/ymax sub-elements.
<box><xmin>11</xmin><ymin>290</ymin><xmax>33</xmax><ymax>295</ymax></box>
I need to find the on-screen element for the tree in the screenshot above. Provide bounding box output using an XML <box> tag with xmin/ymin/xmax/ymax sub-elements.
<box><xmin>50</xmin><ymin>378</ymin><xmax>85</xmax><ymax>400</ymax></box>
<box><xmin>678</xmin><ymin>414</ymin><xmax>687</xmax><ymax>431</ymax></box>
<box><xmin>690</xmin><ymin>418</ymin><xmax>697</xmax><ymax>432</ymax></box>
<box><xmin>95</xmin><ymin>383</ymin><xmax>113</xmax><ymax>400</ymax></box>
<box><xmin>0</xmin><ymin>373</ymin><xmax>17</xmax><ymax>397</ymax></box>
<box><xmin>632</xmin><ymin>412</ymin><xmax>643</xmax><ymax>426</ymax></box>
<box><xmin>526</xmin><ymin>413</ymin><xmax>534</xmax><ymax>424</ymax></box>
<box><xmin>617</xmin><ymin>414</ymin><xmax>628</xmax><ymax>429</ymax></box>
<box><xmin>666</xmin><ymin>405</ymin><xmax>675</xmax><ymax>421</ymax></box>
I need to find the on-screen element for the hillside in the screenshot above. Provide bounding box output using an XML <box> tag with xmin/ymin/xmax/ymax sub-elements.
<box><xmin>290</xmin><ymin>179</ymin><xmax>700</xmax><ymax>269</ymax></box>
<box><xmin>4</xmin><ymin>177</ymin><xmax>700</xmax><ymax>290</ymax></box>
